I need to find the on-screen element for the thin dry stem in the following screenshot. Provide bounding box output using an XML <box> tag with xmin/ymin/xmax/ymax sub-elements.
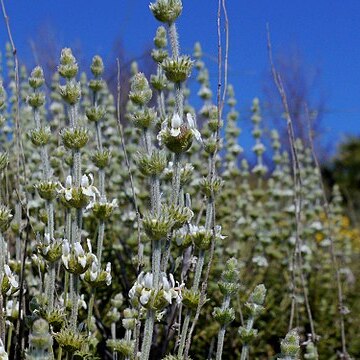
<box><xmin>306</xmin><ymin>104</ymin><xmax>349</xmax><ymax>358</ymax></box>
<box><xmin>116</xmin><ymin>58</ymin><xmax>143</xmax><ymax>273</ymax></box>
<box><xmin>183</xmin><ymin>2</ymin><xmax>226</xmax><ymax>357</ymax></box>
<box><xmin>267</xmin><ymin>24</ymin><xmax>316</xmax><ymax>343</ymax></box>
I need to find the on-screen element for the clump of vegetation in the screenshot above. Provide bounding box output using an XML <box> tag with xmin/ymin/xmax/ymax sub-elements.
<box><xmin>0</xmin><ymin>0</ymin><xmax>359</xmax><ymax>359</ymax></box>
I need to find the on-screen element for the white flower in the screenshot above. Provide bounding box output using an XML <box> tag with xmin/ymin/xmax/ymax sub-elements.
<box><xmin>140</xmin><ymin>289</ymin><xmax>152</xmax><ymax>305</ymax></box>
<box><xmin>170</xmin><ymin>113</ymin><xmax>182</xmax><ymax>137</ymax></box>
<box><xmin>0</xmin><ymin>339</ymin><xmax>8</xmax><ymax>360</ymax></box>
<box><xmin>143</xmin><ymin>272</ymin><xmax>154</xmax><ymax>289</ymax></box>
<box><xmin>105</xmin><ymin>262</ymin><xmax>112</xmax><ymax>286</ymax></box>
<box><xmin>58</xmin><ymin>173</ymin><xmax>100</xmax><ymax>204</ymax></box>
<box><xmin>252</xmin><ymin>255</ymin><xmax>268</xmax><ymax>267</ymax></box>
<box><xmin>78</xmin><ymin>294</ymin><xmax>87</xmax><ymax>310</ymax></box>
<box><xmin>4</xmin><ymin>264</ymin><xmax>18</xmax><ymax>289</ymax></box>
<box><xmin>5</xmin><ymin>300</ymin><xmax>14</xmax><ymax>317</ymax></box>
<box><xmin>61</xmin><ymin>240</ymin><xmax>71</xmax><ymax>269</ymax></box>
<box><xmin>252</xmin><ymin>143</ymin><xmax>266</xmax><ymax>154</ymax></box>
<box><xmin>310</xmin><ymin>221</ymin><xmax>323</xmax><ymax>231</ymax></box>
<box><xmin>81</xmin><ymin>174</ymin><xmax>100</xmax><ymax>202</ymax></box>
<box><xmin>64</xmin><ymin>175</ymin><xmax>73</xmax><ymax>200</ymax></box>
<box><xmin>186</xmin><ymin>113</ymin><xmax>202</xmax><ymax>142</ymax></box>
<box><xmin>129</xmin><ymin>271</ymin><xmax>183</xmax><ymax>308</ymax></box>
<box><xmin>74</xmin><ymin>242</ymin><xmax>87</xmax><ymax>268</ymax></box>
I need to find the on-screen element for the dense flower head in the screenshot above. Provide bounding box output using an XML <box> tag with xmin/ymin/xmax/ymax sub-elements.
<box><xmin>157</xmin><ymin>113</ymin><xmax>202</xmax><ymax>153</ymax></box>
<box><xmin>58</xmin><ymin>174</ymin><xmax>100</xmax><ymax>209</ymax></box>
<box><xmin>61</xmin><ymin>239</ymin><xmax>95</xmax><ymax>274</ymax></box>
<box><xmin>149</xmin><ymin>0</ymin><xmax>183</xmax><ymax>24</ymax></box>
<box><xmin>129</xmin><ymin>271</ymin><xmax>183</xmax><ymax>310</ymax></box>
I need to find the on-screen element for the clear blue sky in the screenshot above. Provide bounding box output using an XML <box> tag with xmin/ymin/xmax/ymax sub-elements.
<box><xmin>1</xmin><ymin>0</ymin><xmax>360</xmax><ymax>155</ymax></box>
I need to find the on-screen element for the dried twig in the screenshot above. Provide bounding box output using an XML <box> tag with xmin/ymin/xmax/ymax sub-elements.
<box><xmin>267</xmin><ymin>24</ymin><xmax>317</xmax><ymax>343</ymax></box>
<box><xmin>220</xmin><ymin>0</ymin><xmax>229</xmax><ymax>113</ymax></box>
<box><xmin>116</xmin><ymin>58</ymin><xmax>143</xmax><ymax>273</ymax></box>
<box><xmin>0</xmin><ymin>0</ymin><xmax>27</xmax><ymax>190</ymax></box>
<box><xmin>0</xmin><ymin>3</ymin><xmax>31</xmax><ymax>357</ymax></box>
<box><xmin>183</xmin><ymin>1</ymin><xmax>228</xmax><ymax>357</ymax></box>
<box><xmin>306</xmin><ymin>104</ymin><xmax>349</xmax><ymax>358</ymax></box>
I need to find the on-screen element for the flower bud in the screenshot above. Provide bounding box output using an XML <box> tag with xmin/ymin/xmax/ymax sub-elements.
<box><xmin>238</xmin><ymin>326</ymin><xmax>258</xmax><ymax>343</ymax></box>
<box><xmin>151</xmin><ymin>49</ymin><xmax>169</xmax><ymax>63</ymax></box>
<box><xmin>154</xmin><ymin>26</ymin><xmax>167</xmax><ymax>49</ymax></box>
<box><xmin>128</xmin><ymin>107</ymin><xmax>157</xmax><ymax>129</ymax></box>
<box><xmin>143</xmin><ymin>213</ymin><xmax>174</xmax><ymax>241</ymax></box>
<box><xmin>59</xmin><ymin>81</ymin><xmax>81</xmax><ymax>105</ymax></box>
<box><xmin>54</xmin><ymin>328</ymin><xmax>85</xmax><ymax>353</ymax></box>
<box><xmin>0</xmin><ymin>204</ymin><xmax>12</xmax><ymax>232</ymax></box>
<box><xmin>149</xmin><ymin>0</ymin><xmax>183</xmax><ymax>24</ymax></box>
<box><xmin>89</xmin><ymin>79</ymin><xmax>105</xmax><ymax>92</ymax></box>
<box><xmin>90</xmin><ymin>200</ymin><xmax>118</xmax><ymax>221</ymax></box>
<box><xmin>162</xmin><ymin>55</ymin><xmax>193</xmax><ymax>83</ymax></box>
<box><xmin>29</xmin><ymin>66</ymin><xmax>45</xmax><ymax>89</ymax></box>
<box><xmin>200</xmin><ymin>177</ymin><xmax>223</xmax><ymax>197</ymax></box>
<box><xmin>28</xmin><ymin>127</ymin><xmax>51</xmax><ymax>147</ymax></box>
<box><xmin>61</xmin><ymin>127</ymin><xmax>89</xmax><ymax>150</ymax></box>
<box><xmin>135</xmin><ymin>150</ymin><xmax>167</xmax><ymax>177</ymax></box>
<box><xmin>86</xmin><ymin>105</ymin><xmax>106</xmax><ymax>122</ymax></box>
<box><xmin>58</xmin><ymin>48</ymin><xmax>78</xmax><ymax>79</ymax></box>
<box><xmin>212</xmin><ymin>307</ymin><xmax>235</xmax><ymax>326</ymax></box>
<box><xmin>27</xmin><ymin>92</ymin><xmax>45</xmax><ymax>108</ymax></box>
<box><xmin>279</xmin><ymin>329</ymin><xmax>300</xmax><ymax>359</ymax></box>
<box><xmin>29</xmin><ymin>319</ymin><xmax>53</xmax><ymax>351</ymax></box>
<box><xmin>129</xmin><ymin>73</ymin><xmax>152</xmax><ymax>106</ymax></box>
<box><xmin>182</xmin><ymin>288</ymin><xmax>200</xmax><ymax>310</ymax></box>
<box><xmin>91</xmin><ymin>55</ymin><xmax>104</xmax><ymax>77</ymax></box>
<box><xmin>36</xmin><ymin>181</ymin><xmax>58</xmax><ymax>201</ymax></box>
<box><xmin>150</xmin><ymin>73</ymin><xmax>168</xmax><ymax>91</ymax></box>
<box><xmin>91</xmin><ymin>149</ymin><xmax>111</xmax><ymax>169</ymax></box>
<box><xmin>106</xmin><ymin>339</ymin><xmax>134</xmax><ymax>358</ymax></box>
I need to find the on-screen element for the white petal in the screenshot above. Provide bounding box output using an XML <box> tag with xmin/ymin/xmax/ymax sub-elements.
<box><xmin>4</xmin><ymin>264</ymin><xmax>11</xmax><ymax>277</ymax></box>
<box><xmin>163</xmin><ymin>290</ymin><xmax>172</xmax><ymax>304</ymax></box>
<box><xmin>74</xmin><ymin>242</ymin><xmax>84</xmax><ymax>257</ymax></box>
<box><xmin>140</xmin><ymin>289</ymin><xmax>151</xmax><ymax>305</ymax></box>
<box><xmin>186</xmin><ymin>113</ymin><xmax>195</xmax><ymax>128</ymax></box>
<box><xmin>65</xmin><ymin>189</ymin><xmax>72</xmax><ymax>201</ymax></box>
<box><xmin>44</xmin><ymin>233</ymin><xmax>51</xmax><ymax>245</ymax></box>
<box><xmin>62</xmin><ymin>255</ymin><xmax>69</xmax><ymax>269</ymax></box>
<box><xmin>62</xmin><ymin>240</ymin><xmax>70</xmax><ymax>256</ymax></box>
<box><xmin>78</xmin><ymin>256</ymin><xmax>87</xmax><ymax>268</ymax></box>
<box><xmin>143</xmin><ymin>273</ymin><xmax>153</xmax><ymax>289</ymax></box>
<box><xmin>65</xmin><ymin>175</ymin><xmax>72</xmax><ymax>188</ymax></box>
<box><xmin>171</xmin><ymin>113</ymin><xmax>182</xmax><ymax>129</ymax></box>
<box><xmin>169</xmin><ymin>273</ymin><xmax>175</xmax><ymax>288</ymax></box>
<box><xmin>170</xmin><ymin>127</ymin><xmax>181</xmax><ymax>137</ymax></box>
<box><xmin>81</xmin><ymin>174</ymin><xmax>89</xmax><ymax>187</ymax></box>
<box><xmin>87</xmin><ymin>239</ymin><xmax>93</xmax><ymax>254</ymax></box>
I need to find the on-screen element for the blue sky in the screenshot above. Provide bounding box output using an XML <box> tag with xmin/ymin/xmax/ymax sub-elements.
<box><xmin>1</xmin><ymin>0</ymin><xmax>360</xmax><ymax>155</ymax></box>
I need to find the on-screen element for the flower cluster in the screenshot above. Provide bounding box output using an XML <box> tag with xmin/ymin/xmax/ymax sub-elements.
<box><xmin>129</xmin><ymin>272</ymin><xmax>183</xmax><ymax>310</ymax></box>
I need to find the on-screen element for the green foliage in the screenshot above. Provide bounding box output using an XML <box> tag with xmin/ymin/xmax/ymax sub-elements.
<box><xmin>0</xmin><ymin>1</ymin><xmax>359</xmax><ymax>359</ymax></box>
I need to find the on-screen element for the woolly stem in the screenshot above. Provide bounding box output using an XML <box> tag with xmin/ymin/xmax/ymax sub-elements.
<box><xmin>70</xmin><ymin>275</ymin><xmax>79</xmax><ymax>331</ymax></box>
<box><xmin>168</xmin><ymin>22</ymin><xmax>180</xmax><ymax>58</ymax></box>
<box><xmin>177</xmin><ymin>310</ymin><xmax>191</xmax><ymax>357</ymax></box>
<box><xmin>216</xmin><ymin>327</ymin><xmax>226</xmax><ymax>360</ymax></box>
<box><xmin>215</xmin><ymin>295</ymin><xmax>231</xmax><ymax>360</ymax></box>
<box><xmin>140</xmin><ymin>309</ymin><xmax>155</xmax><ymax>360</ymax></box>
<box><xmin>87</xmin><ymin>290</ymin><xmax>95</xmax><ymax>334</ymax></box>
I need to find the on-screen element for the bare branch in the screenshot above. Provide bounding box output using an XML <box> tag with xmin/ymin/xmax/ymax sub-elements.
<box><xmin>267</xmin><ymin>24</ymin><xmax>317</xmax><ymax>343</ymax></box>
<box><xmin>220</xmin><ymin>0</ymin><xmax>229</xmax><ymax>112</ymax></box>
<box><xmin>116</xmin><ymin>58</ymin><xmax>143</xmax><ymax>273</ymax></box>
<box><xmin>306</xmin><ymin>104</ymin><xmax>349</xmax><ymax>358</ymax></box>
<box><xmin>183</xmin><ymin>1</ymin><xmax>227</xmax><ymax>357</ymax></box>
